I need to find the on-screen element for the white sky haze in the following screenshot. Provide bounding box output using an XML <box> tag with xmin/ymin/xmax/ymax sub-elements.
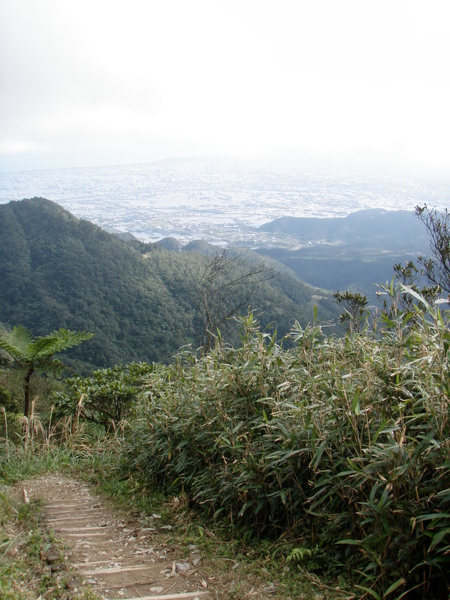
<box><xmin>1</xmin><ymin>0</ymin><xmax>450</xmax><ymax>171</ymax></box>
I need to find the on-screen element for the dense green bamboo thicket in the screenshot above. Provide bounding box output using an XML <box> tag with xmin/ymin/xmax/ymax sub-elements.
<box><xmin>124</xmin><ymin>286</ymin><xmax>450</xmax><ymax>599</ymax></box>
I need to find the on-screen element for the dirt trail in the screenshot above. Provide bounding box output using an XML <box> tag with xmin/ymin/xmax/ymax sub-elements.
<box><xmin>24</xmin><ymin>475</ymin><xmax>213</xmax><ymax>600</ymax></box>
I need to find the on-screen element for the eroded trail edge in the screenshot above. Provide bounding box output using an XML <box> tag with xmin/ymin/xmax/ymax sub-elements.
<box><xmin>25</xmin><ymin>475</ymin><xmax>213</xmax><ymax>600</ymax></box>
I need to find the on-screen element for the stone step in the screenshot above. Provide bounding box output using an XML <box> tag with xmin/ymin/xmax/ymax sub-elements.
<box><xmin>114</xmin><ymin>593</ymin><xmax>210</xmax><ymax>600</ymax></box>
<box><xmin>82</xmin><ymin>564</ymin><xmax>154</xmax><ymax>575</ymax></box>
<box><xmin>48</xmin><ymin>513</ymin><xmax>105</xmax><ymax>522</ymax></box>
<box><xmin>52</xmin><ymin>525</ymin><xmax>115</xmax><ymax>533</ymax></box>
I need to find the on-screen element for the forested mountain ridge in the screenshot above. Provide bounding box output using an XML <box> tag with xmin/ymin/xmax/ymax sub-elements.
<box><xmin>259</xmin><ymin>208</ymin><xmax>428</xmax><ymax>250</ymax></box>
<box><xmin>0</xmin><ymin>198</ymin><xmax>336</xmax><ymax>372</ymax></box>
<box><xmin>257</xmin><ymin>209</ymin><xmax>431</xmax><ymax>300</ymax></box>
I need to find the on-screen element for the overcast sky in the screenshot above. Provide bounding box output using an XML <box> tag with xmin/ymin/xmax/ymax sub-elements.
<box><xmin>1</xmin><ymin>0</ymin><xmax>450</xmax><ymax>171</ymax></box>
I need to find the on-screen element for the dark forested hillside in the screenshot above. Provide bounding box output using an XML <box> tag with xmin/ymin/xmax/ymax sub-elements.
<box><xmin>259</xmin><ymin>208</ymin><xmax>428</xmax><ymax>250</ymax></box>
<box><xmin>257</xmin><ymin>209</ymin><xmax>431</xmax><ymax>301</ymax></box>
<box><xmin>0</xmin><ymin>198</ymin><xmax>336</xmax><ymax>371</ymax></box>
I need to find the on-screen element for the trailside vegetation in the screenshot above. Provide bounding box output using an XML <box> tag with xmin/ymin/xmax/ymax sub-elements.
<box><xmin>0</xmin><ymin>326</ymin><xmax>93</xmax><ymax>418</ymax></box>
<box><xmin>1</xmin><ymin>283</ymin><xmax>450</xmax><ymax>598</ymax></box>
<box><xmin>53</xmin><ymin>362</ymin><xmax>154</xmax><ymax>432</ymax></box>
<box><xmin>118</xmin><ymin>285</ymin><xmax>449</xmax><ymax>599</ymax></box>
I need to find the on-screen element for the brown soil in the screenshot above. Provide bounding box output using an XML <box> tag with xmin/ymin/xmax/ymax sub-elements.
<box><xmin>23</xmin><ymin>474</ymin><xmax>214</xmax><ymax>600</ymax></box>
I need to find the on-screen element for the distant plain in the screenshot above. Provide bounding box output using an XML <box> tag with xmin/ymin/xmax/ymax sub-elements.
<box><xmin>1</xmin><ymin>157</ymin><xmax>449</xmax><ymax>247</ymax></box>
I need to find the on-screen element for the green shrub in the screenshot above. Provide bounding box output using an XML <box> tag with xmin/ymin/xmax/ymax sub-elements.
<box><xmin>53</xmin><ymin>362</ymin><xmax>154</xmax><ymax>432</ymax></box>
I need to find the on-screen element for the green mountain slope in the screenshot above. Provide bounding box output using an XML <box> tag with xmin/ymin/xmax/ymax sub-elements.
<box><xmin>256</xmin><ymin>209</ymin><xmax>431</xmax><ymax>301</ymax></box>
<box><xmin>259</xmin><ymin>208</ymin><xmax>429</xmax><ymax>250</ymax></box>
<box><xmin>0</xmin><ymin>198</ymin><xmax>336</xmax><ymax>371</ymax></box>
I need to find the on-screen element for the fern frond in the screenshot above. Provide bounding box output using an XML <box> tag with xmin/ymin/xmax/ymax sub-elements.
<box><xmin>0</xmin><ymin>326</ymin><xmax>34</xmax><ymax>363</ymax></box>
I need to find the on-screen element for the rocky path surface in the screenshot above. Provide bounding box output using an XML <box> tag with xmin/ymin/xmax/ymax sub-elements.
<box><xmin>24</xmin><ymin>475</ymin><xmax>213</xmax><ymax>600</ymax></box>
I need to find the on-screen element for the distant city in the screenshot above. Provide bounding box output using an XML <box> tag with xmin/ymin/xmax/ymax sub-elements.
<box><xmin>1</xmin><ymin>157</ymin><xmax>449</xmax><ymax>248</ymax></box>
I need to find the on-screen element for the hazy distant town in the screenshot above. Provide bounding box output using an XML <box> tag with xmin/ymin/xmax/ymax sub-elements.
<box><xmin>1</xmin><ymin>158</ymin><xmax>449</xmax><ymax>248</ymax></box>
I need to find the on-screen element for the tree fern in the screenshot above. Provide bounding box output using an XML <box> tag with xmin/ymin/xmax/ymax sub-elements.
<box><xmin>0</xmin><ymin>326</ymin><xmax>93</xmax><ymax>417</ymax></box>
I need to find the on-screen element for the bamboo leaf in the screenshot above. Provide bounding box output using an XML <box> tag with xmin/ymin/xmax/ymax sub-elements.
<box><xmin>383</xmin><ymin>577</ymin><xmax>406</xmax><ymax>597</ymax></box>
<box><xmin>355</xmin><ymin>585</ymin><xmax>381</xmax><ymax>600</ymax></box>
<box><xmin>310</xmin><ymin>440</ymin><xmax>326</xmax><ymax>470</ymax></box>
<box><xmin>351</xmin><ymin>388</ymin><xmax>361</xmax><ymax>415</ymax></box>
<box><xmin>429</xmin><ymin>528</ymin><xmax>450</xmax><ymax>550</ymax></box>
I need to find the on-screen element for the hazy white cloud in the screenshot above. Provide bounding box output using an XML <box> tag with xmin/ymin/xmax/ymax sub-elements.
<box><xmin>1</xmin><ymin>0</ymin><xmax>450</xmax><ymax>170</ymax></box>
